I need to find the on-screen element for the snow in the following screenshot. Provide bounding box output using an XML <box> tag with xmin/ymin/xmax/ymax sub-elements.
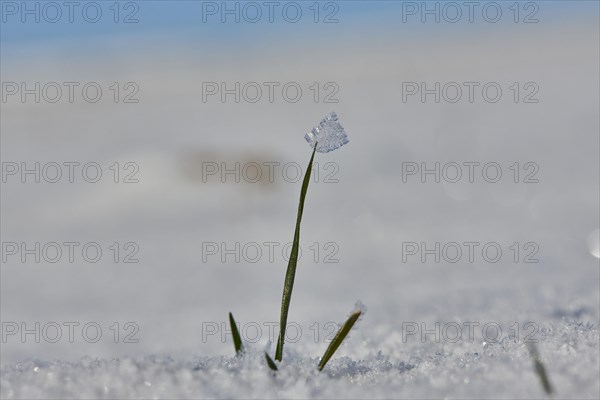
<box><xmin>1</xmin><ymin>7</ymin><xmax>599</xmax><ymax>400</ymax></box>
<box><xmin>1</xmin><ymin>320</ymin><xmax>598</xmax><ymax>399</ymax></box>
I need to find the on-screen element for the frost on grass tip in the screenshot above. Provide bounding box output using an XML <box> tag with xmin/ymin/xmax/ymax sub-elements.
<box><xmin>352</xmin><ymin>300</ymin><xmax>367</xmax><ymax>317</ymax></box>
<box><xmin>304</xmin><ymin>112</ymin><xmax>349</xmax><ymax>153</ymax></box>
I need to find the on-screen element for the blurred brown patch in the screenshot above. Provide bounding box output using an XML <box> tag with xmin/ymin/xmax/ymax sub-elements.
<box><xmin>180</xmin><ymin>149</ymin><xmax>281</xmax><ymax>189</ymax></box>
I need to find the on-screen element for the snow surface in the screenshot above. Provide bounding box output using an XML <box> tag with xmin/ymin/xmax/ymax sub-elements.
<box><xmin>1</xmin><ymin>320</ymin><xmax>598</xmax><ymax>399</ymax></box>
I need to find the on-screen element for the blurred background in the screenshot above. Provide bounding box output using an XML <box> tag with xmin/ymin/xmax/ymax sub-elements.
<box><xmin>1</xmin><ymin>0</ymin><xmax>599</xmax><ymax>366</ymax></box>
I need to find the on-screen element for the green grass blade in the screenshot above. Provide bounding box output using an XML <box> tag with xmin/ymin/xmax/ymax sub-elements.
<box><xmin>318</xmin><ymin>310</ymin><xmax>362</xmax><ymax>371</ymax></box>
<box><xmin>275</xmin><ymin>144</ymin><xmax>318</xmax><ymax>362</ymax></box>
<box><xmin>527</xmin><ymin>342</ymin><xmax>553</xmax><ymax>395</ymax></box>
<box><xmin>265</xmin><ymin>352</ymin><xmax>279</xmax><ymax>371</ymax></box>
<box><xmin>229</xmin><ymin>312</ymin><xmax>244</xmax><ymax>355</ymax></box>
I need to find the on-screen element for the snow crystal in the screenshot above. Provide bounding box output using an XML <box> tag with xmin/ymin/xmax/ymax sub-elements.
<box><xmin>304</xmin><ymin>112</ymin><xmax>349</xmax><ymax>153</ymax></box>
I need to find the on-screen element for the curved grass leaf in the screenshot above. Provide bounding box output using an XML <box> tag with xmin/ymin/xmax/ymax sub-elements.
<box><xmin>229</xmin><ymin>312</ymin><xmax>244</xmax><ymax>355</ymax></box>
<box><xmin>265</xmin><ymin>352</ymin><xmax>279</xmax><ymax>371</ymax></box>
<box><xmin>275</xmin><ymin>144</ymin><xmax>318</xmax><ymax>362</ymax></box>
<box><xmin>318</xmin><ymin>310</ymin><xmax>362</xmax><ymax>371</ymax></box>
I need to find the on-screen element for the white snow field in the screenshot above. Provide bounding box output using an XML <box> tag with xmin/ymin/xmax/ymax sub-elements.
<box><xmin>1</xmin><ymin>319</ymin><xmax>599</xmax><ymax>399</ymax></box>
<box><xmin>1</xmin><ymin>3</ymin><xmax>599</xmax><ymax>399</ymax></box>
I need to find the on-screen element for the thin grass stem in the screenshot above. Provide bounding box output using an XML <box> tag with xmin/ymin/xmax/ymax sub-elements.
<box><xmin>275</xmin><ymin>144</ymin><xmax>318</xmax><ymax>361</ymax></box>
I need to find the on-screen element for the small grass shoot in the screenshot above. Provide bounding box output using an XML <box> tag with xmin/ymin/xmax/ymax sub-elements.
<box><xmin>227</xmin><ymin>120</ymin><xmax>362</xmax><ymax>372</ymax></box>
<box><xmin>229</xmin><ymin>312</ymin><xmax>244</xmax><ymax>355</ymax></box>
<box><xmin>318</xmin><ymin>308</ymin><xmax>362</xmax><ymax>371</ymax></box>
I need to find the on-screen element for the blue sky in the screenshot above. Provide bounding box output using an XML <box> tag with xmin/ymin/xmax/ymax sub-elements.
<box><xmin>1</xmin><ymin>1</ymin><xmax>594</xmax><ymax>45</ymax></box>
